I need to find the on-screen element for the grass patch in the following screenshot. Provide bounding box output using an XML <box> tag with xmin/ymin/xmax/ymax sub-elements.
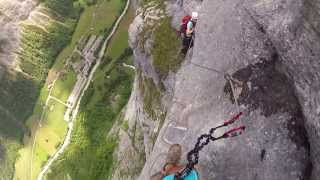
<box><xmin>121</xmin><ymin>120</ymin><xmax>129</xmax><ymax>132</ymax></box>
<box><xmin>14</xmin><ymin>98</ymin><xmax>68</xmax><ymax>180</ymax></box>
<box><xmin>152</xmin><ymin>17</ymin><xmax>182</xmax><ymax>79</ymax></box>
<box><xmin>0</xmin><ymin>139</ymin><xmax>21</xmax><ymax>180</ymax></box>
<box><xmin>137</xmin><ymin>3</ymin><xmax>181</xmax><ymax>79</ymax></box>
<box><xmin>105</xmin><ymin>5</ymin><xmax>134</xmax><ymax>58</ymax></box>
<box><xmin>42</xmin><ymin>100</ymin><xmax>68</xmax><ymax>140</ymax></box>
<box><xmin>93</xmin><ymin>0</ymin><xmax>126</xmax><ymax>35</ymax></box>
<box><xmin>51</xmin><ymin>68</ymin><xmax>77</xmax><ymax>102</ymax></box>
<box><xmin>14</xmin><ymin>82</ymin><xmax>51</xmax><ymax>180</ymax></box>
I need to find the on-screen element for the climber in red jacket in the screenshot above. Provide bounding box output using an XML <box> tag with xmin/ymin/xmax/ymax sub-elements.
<box><xmin>180</xmin><ymin>12</ymin><xmax>198</xmax><ymax>55</ymax></box>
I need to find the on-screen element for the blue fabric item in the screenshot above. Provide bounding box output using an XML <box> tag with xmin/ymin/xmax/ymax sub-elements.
<box><xmin>162</xmin><ymin>170</ymin><xmax>199</xmax><ymax>180</ymax></box>
<box><xmin>187</xmin><ymin>21</ymin><xmax>194</xmax><ymax>30</ymax></box>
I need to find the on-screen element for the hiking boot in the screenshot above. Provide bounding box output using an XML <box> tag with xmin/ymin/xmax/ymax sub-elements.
<box><xmin>165</xmin><ymin>144</ymin><xmax>182</xmax><ymax>165</ymax></box>
<box><xmin>149</xmin><ymin>144</ymin><xmax>183</xmax><ymax>179</ymax></box>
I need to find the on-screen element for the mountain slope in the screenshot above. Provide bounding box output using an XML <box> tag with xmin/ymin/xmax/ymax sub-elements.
<box><xmin>0</xmin><ymin>0</ymin><xmax>81</xmax><ymax>179</ymax></box>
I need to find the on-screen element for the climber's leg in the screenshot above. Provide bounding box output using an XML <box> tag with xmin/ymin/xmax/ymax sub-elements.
<box><xmin>189</xmin><ymin>35</ymin><xmax>194</xmax><ymax>49</ymax></box>
<box><xmin>181</xmin><ymin>37</ymin><xmax>192</xmax><ymax>55</ymax></box>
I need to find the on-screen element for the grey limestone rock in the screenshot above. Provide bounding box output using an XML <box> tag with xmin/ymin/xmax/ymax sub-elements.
<box><xmin>117</xmin><ymin>0</ymin><xmax>320</xmax><ymax>179</ymax></box>
<box><xmin>134</xmin><ymin>0</ymin><xmax>320</xmax><ymax>179</ymax></box>
<box><xmin>0</xmin><ymin>0</ymin><xmax>38</xmax><ymax>67</ymax></box>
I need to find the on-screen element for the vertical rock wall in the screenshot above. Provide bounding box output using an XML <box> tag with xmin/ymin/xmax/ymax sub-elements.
<box><xmin>127</xmin><ymin>0</ymin><xmax>320</xmax><ymax>179</ymax></box>
<box><xmin>116</xmin><ymin>0</ymin><xmax>320</xmax><ymax>179</ymax></box>
<box><xmin>243</xmin><ymin>0</ymin><xmax>320</xmax><ymax>178</ymax></box>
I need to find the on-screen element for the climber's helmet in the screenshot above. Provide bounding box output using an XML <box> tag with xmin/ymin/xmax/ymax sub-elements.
<box><xmin>191</xmin><ymin>12</ymin><xmax>198</xmax><ymax>21</ymax></box>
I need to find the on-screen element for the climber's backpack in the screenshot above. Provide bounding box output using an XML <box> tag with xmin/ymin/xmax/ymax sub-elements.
<box><xmin>180</xmin><ymin>15</ymin><xmax>192</xmax><ymax>36</ymax></box>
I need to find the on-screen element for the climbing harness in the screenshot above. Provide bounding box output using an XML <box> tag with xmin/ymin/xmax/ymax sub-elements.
<box><xmin>174</xmin><ymin>112</ymin><xmax>245</xmax><ymax>180</ymax></box>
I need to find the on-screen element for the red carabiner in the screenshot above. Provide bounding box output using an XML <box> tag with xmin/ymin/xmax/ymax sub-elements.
<box><xmin>223</xmin><ymin>112</ymin><xmax>243</xmax><ymax>126</ymax></box>
<box><xmin>223</xmin><ymin>126</ymin><xmax>246</xmax><ymax>138</ymax></box>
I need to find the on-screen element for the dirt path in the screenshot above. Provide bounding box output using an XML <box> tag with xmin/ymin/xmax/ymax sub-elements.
<box><xmin>48</xmin><ymin>96</ymin><xmax>71</xmax><ymax>108</ymax></box>
<box><xmin>37</xmin><ymin>0</ymin><xmax>131</xmax><ymax>179</ymax></box>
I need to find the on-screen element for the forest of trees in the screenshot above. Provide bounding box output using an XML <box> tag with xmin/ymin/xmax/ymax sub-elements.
<box><xmin>19</xmin><ymin>0</ymin><xmax>80</xmax><ymax>84</ymax></box>
<box><xmin>46</xmin><ymin>49</ymin><xmax>134</xmax><ymax>180</ymax></box>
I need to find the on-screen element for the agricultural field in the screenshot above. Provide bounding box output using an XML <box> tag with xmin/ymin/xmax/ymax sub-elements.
<box><xmin>44</xmin><ymin>7</ymin><xmax>135</xmax><ymax>180</ymax></box>
<box><xmin>51</xmin><ymin>68</ymin><xmax>77</xmax><ymax>103</ymax></box>
<box><xmin>14</xmin><ymin>0</ymin><xmax>127</xmax><ymax>179</ymax></box>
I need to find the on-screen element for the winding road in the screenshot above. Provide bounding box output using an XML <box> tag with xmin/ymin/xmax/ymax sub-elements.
<box><xmin>37</xmin><ymin>0</ymin><xmax>131</xmax><ymax>179</ymax></box>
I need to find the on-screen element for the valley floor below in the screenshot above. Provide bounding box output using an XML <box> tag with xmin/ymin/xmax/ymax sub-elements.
<box><xmin>14</xmin><ymin>0</ymin><xmax>134</xmax><ymax>179</ymax></box>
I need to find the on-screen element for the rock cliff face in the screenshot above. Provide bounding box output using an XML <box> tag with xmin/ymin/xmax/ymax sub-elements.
<box><xmin>114</xmin><ymin>0</ymin><xmax>320</xmax><ymax>179</ymax></box>
<box><xmin>0</xmin><ymin>0</ymin><xmax>38</xmax><ymax>67</ymax></box>
<box><xmin>0</xmin><ymin>1</ymin><xmax>41</xmax><ymax>178</ymax></box>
